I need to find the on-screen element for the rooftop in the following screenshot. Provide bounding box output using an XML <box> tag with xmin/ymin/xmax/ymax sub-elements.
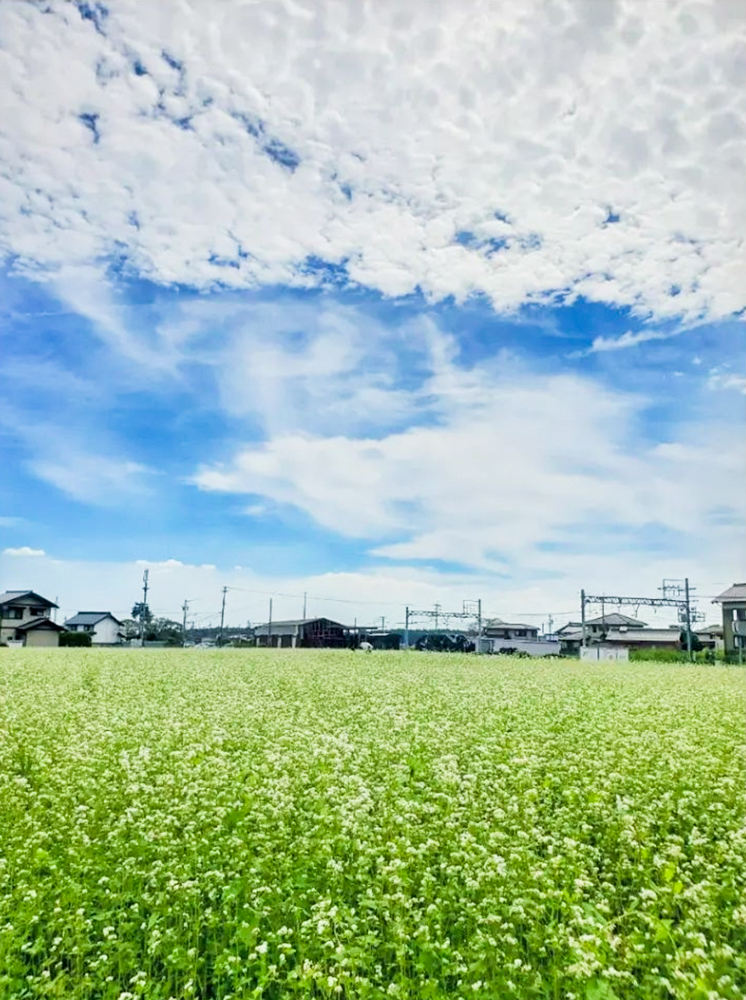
<box><xmin>15</xmin><ymin>617</ymin><xmax>66</xmax><ymax>632</ymax></box>
<box><xmin>560</xmin><ymin>628</ymin><xmax>681</xmax><ymax>644</ymax></box>
<box><xmin>65</xmin><ymin>611</ymin><xmax>122</xmax><ymax>626</ymax></box>
<box><xmin>253</xmin><ymin>617</ymin><xmax>346</xmax><ymax>634</ymax></box>
<box><xmin>713</xmin><ymin>583</ymin><xmax>746</xmax><ymax>603</ymax></box>
<box><xmin>0</xmin><ymin>590</ymin><xmax>58</xmax><ymax>608</ymax></box>
<box><xmin>585</xmin><ymin>612</ymin><xmax>648</xmax><ymax>627</ymax></box>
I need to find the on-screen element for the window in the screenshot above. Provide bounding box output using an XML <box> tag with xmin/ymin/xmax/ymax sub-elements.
<box><xmin>5</xmin><ymin>607</ymin><xmax>23</xmax><ymax>619</ymax></box>
<box><xmin>30</xmin><ymin>607</ymin><xmax>47</xmax><ymax>617</ymax></box>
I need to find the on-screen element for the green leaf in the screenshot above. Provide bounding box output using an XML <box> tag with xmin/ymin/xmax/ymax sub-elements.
<box><xmin>585</xmin><ymin>979</ymin><xmax>621</xmax><ymax>1000</ymax></box>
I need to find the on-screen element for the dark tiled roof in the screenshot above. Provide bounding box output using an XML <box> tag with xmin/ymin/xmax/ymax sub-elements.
<box><xmin>0</xmin><ymin>590</ymin><xmax>58</xmax><ymax>608</ymax></box>
<box><xmin>65</xmin><ymin>612</ymin><xmax>121</xmax><ymax>626</ymax></box>
<box><xmin>585</xmin><ymin>613</ymin><xmax>647</xmax><ymax>627</ymax></box>
<box><xmin>713</xmin><ymin>583</ymin><xmax>746</xmax><ymax>603</ymax></box>
<box><xmin>15</xmin><ymin>617</ymin><xmax>66</xmax><ymax>632</ymax></box>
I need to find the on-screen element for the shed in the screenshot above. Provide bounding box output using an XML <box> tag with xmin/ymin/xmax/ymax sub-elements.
<box><xmin>253</xmin><ymin>617</ymin><xmax>348</xmax><ymax>648</ymax></box>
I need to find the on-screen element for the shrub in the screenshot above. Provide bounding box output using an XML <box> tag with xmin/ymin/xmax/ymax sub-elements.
<box><xmin>60</xmin><ymin>630</ymin><xmax>92</xmax><ymax>647</ymax></box>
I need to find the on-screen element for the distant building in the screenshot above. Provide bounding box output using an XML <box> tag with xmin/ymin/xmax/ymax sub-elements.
<box><xmin>713</xmin><ymin>584</ymin><xmax>746</xmax><ymax>657</ymax></box>
<box><xmin>558</xmin><ymin>613</ymin><xmax>682</xmax><ymax>655</ymax></box>
<box><xmin>483</xmin><ymin>619</ymin><xmax>540</xmax><ymax>641</ymax></box>
<box><xmin>64</xmin><ymin>612</ymin><xmax>123</xmax><ymax>645</ymax></box>
<box><xmin>253</xmin><ymin>617</ymin><xmax>348</xmax><ymax>648</ymax></box>
<box><xmin>694</xmin><ymin>624</ymin><xmax>724</xmax><ymax>651</ymax></box>
<box><xmin>0</xmin><ymin>590</ymin><xmax>63</xmax><ymax>647</ymax></box>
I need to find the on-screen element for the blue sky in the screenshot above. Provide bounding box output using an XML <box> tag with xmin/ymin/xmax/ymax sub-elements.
<box><xmin>0</xmin><ymin>0</ymin><xmax>743</xmax><ymax>628</ymax></box>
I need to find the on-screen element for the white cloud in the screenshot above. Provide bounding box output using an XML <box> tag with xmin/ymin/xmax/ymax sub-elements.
<box><xmin>0</xmin><ymin>516</ymin><xmax>26</xmax><ymax>528</ymax></box>
<box><xmin>194</xmin><ymin>327</ymin><xmax>745</xmax><ymax>571</ymax></box>
<box><xmin>51</xmin><ymin>266</ymin><xmax>180</xmax><ymax>373</ymax></box>
<box><xmin>586</xmin><ymin>329</ymin><xmax>677</xmax><ymax>353</ymax></box>
<box><xmin>3</xmin><ymin>546</ymin><xmax>45</xmax><ymax>557</ymax></box>
<box><xmin>28</xmin><ymin>455</ymin><xmax>152</xmax><ymax>506</ymax></box>
<box><xmin>215</xmin><ymin>299</ymin><xmax>422</xmax><ymax>436</ymax></box>
<box><xmin>0</xmin><ymin>0</ymin><xmax>743</xmax><ymax>320</ymax></box>
<box><xmin>707</xmin><ymin>366</ymin><xmax>746</xmax><ymax>394</ymax></box>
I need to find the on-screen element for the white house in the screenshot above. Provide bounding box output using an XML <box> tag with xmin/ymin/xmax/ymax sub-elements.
<box><xmin>64</xmin><ymin>612</ymin><xmax>123</xmax><ymax>645</ymax></box>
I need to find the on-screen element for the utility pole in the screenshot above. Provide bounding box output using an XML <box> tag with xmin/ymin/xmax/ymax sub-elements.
<box><xmin>302</xmin><ymin>591</ymin><xmax>307</xmax><ymax>619</ymax></box>
<box><xmin>404</xmin><ymin>606</ymin><xmax>410</xmax><ymax>649</ymax></box>
<box><xmin>218</xmin><ymin>586</ymin><xmax>227</xmax><ymax>646</ymax></box>
<box><xmin>477</xmin><ymin>598</ymin><xmax>483</xmax><ymax>651</ymax></box>
<box><xmin>380</xmin><ymin>616</ymin><xmax>385</xmax><ymax>631</ymax></box>
<box><xmin>267</xmin><ymin>597</ymin><xmax>273</xmax><ymax>647</ymax></box>
<box><xmin>181</xmin><ymin>599</ymin><xmax>192</xmax><ymax>646</ymax></box>
<box><xmin>548</xmin><ymin>614</ymin><xmax>553</xmax><ymax>638</ymax></box>
<box><xmin>684</xmin><ymin>577</ymin><xmax>693</xmax><ymax>663</ymax></box>
<box><xmin>140</xmin><ymin>568</ymin><xmax>150</xmax><ymax>642</ymax></box>
<box><xmin>580</xmin><ymin>589</ymin><xmax>587</xmax><ymax>648</ymax></box>
<box><xmin>434</xmin><ymin>602</ymin><xmax>441</xmax><ymax>629</ymax></box>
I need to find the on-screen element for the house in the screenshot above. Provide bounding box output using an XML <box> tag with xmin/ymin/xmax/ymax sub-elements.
<box><xmin>713</xmin><ymin>584</ymin><xmax>746</xmax><ymax>658</ymax></box>
<box><xmin>0</xmin><ymin>590</ymin><xmax>64</xmax><ymax>647</ymax></box>
<box><xmin>584</xmin><ymin>612</ymin><xmax>647</xmax><ymax>637</ymax></box>
<box><xmin>694</xmin><ymin>624</ymin><xmax>724</xmax><ymax>652</ymax></box>
<box><xmin>557</xmin><ymin>612</ymin><xmax>694</xmax><ymax>655</ymax></box>
<box><xmin>253</xmin><ymin>617</ymin><xmax>348</xmax><ymax>648</ymax></box>
<box><xmin>64</xmin><ymin>612</ymin><xmax>123</xmax><ymax>645</ymax></box>
<box><xmin>483</xmin><ymin>619</ymin><xmax>540</xmax><ymax>641</ymax></box>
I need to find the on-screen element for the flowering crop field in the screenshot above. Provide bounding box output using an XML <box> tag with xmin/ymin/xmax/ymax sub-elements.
<box><xmin>1</xmin><ymin>651</ymin><xmax>745</xmax><ymax>1000</ymax></box>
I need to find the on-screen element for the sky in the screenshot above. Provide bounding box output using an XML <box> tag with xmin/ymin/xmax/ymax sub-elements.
<box><xmin>0</xmin><ymin>0</ymin><xmax>744</xmax><ymax>632</ymax></box>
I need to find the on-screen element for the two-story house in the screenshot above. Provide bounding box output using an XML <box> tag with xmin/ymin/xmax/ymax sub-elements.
<box><xmin>713</xmin><ymin>584</ymin><xmax>746</xmax><ymax>658</ymax></box>
<box><xmin>0</xmin><ymin>590</ymin><xmax>66</xmax><ymax>647</ymax></box>
<box><xmin>64</xmin><ymin>612</ymin><xmax>123</xmax><ymax>645</ymax></box>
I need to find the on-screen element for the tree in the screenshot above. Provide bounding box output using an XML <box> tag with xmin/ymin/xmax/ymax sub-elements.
<box><xmin>131</xmin><ymin>602</ymin><xmax>153</xmax><ymax>637</ymax></box>
<box><xmin>120</xmin><ymin>618</ymin><xmax>140</xmax><ymax>640</ymax></box>
<box><xmin>145</xmin><ymin>618</ymin><xmax>183</xmax><ymax>645</ymax></box>
<box><xmin>680</xmin><ymin>629</ymin><xmax>702</xmax><ymax>652</ymax></box>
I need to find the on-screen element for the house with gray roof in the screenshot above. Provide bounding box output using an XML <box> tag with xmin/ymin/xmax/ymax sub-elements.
<box><xmin>64</xmin><ymin>612</ymin><xmax>123</xmax><ymax>645</ymax></box>
<box><xmin>0</xmin><ymin>590</ymin><xmax>62</xmax><ymax>647</ymax></box>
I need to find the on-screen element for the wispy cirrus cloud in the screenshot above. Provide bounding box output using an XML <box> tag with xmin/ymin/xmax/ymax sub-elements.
<box><xmin>585</xmin><ymin>329</ymin><xmax>679</xmax><ymax>353</ymax></box>
<box><xmin>707</xmin><ymin>365</ymin><xmax>746</xmax><ymax>395</ymax></box>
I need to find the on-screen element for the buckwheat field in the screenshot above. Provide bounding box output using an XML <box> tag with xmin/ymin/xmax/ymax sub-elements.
<box><xmin>0</xmin><ymin>651</ymin><xmax>744</xmax><ymax>1000</ymax></box>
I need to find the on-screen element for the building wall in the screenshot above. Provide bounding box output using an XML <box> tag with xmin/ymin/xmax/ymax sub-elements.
<box><xmin>581</xmin><ymin>646</ymin><xmax>629</xmax><ymax>662</ymax></box>
<box><xmin>92</xmin><ymin>618</ymin><xmax>120</xmax><ymax>644</ymax></box>
<box><xmin>485</xmin><ymin>638</ymin><xmax>560</xmax><ymax>656</ymax></box>
<box><xmin>721</xmin><ymin>602</ymin><xmax>746</xmax><ymax>654</ymax></box>
<box><xmin>24</xmin><ymin>629</ymin><xmax>60</xmax><ymax>648</ymax></box>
